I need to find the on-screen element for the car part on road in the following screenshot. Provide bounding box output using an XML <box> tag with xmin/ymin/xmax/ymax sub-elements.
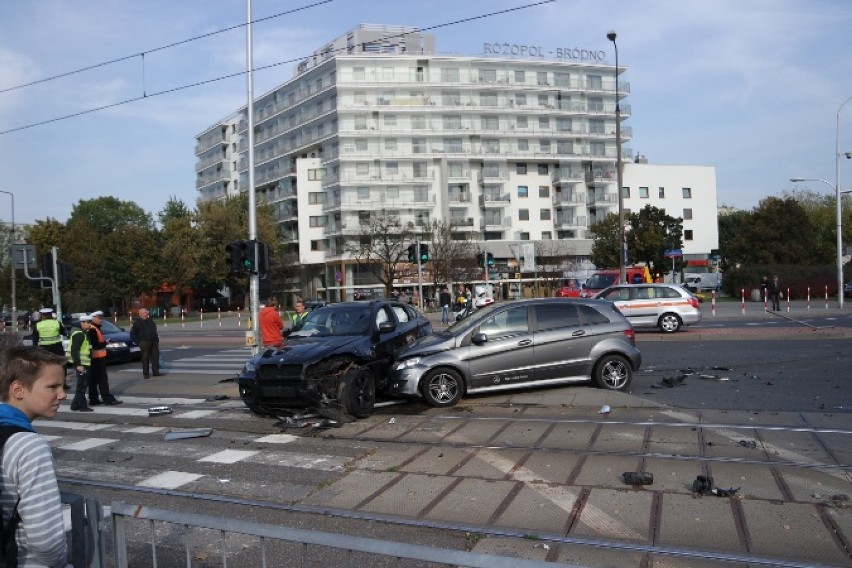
<box><xmin>147</xmin><ymin>406</ymin><xmax>173</xmax><ymax>416</ymax></box>
<box><xmin>692</xmin><ymin>475</ymin><xmax>739</xmax><ymax>497</ymax></box>
<box><xmin>622</xmin><ymin>472</ymin><xmax>653</xmax><ymax>485</ymax></box>
<box><xmin>163</xmin><ymin>428</ymin><xmax>213</xmax><ymax>441</ymax></box>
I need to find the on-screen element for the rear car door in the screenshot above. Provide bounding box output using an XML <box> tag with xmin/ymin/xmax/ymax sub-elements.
<box><xmin>532</xmin><ymin>302</ymin><xmax>597</xmax><ymax>380</ymax></box>
<box><xmin>466</xmin><ymin>305</ymin><xmax>535</xmax><ymax>389</ymax></box>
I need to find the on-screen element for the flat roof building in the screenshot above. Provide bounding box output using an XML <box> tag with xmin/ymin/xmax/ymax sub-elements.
<box><xmin>195</xmin><ymin>24</ymin><xmax>717</xmax><ymax>299</ymax></box>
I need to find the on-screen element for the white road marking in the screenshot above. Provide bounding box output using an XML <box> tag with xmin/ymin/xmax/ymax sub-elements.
<box><xmin>199</xmin><ymin>450</ymin><xmax>259</xmax><ymax>464</ymax></box>
<box><xmin>177</xmin><ymin>410</ymin><xmax>217</xmax><ymax>419</ymax></box>
<box><xmin>137</xmin><ymin>471</ymin><xmax>203</xmax><ymax>489</ymax></box>
<box><xmin>255</xmin><ymin>433</ymin><xmax>299</xmax><ymax>444</ymax></box>
<box><xmin>35</xmin><ymin>420</ymin><xmax>112</xmax><ymax>431</ymax></box>
<box><xmin>122</xmin><ymin>426</ymin><xmax>167</xmax><ymax>434</ymax></box>
<box><xmin>60</xmin><ymin>438</ymin><xmax>118</xmax><ymax>451</ymax></box>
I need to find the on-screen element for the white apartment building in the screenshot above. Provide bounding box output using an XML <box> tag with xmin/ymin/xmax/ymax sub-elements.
<box><xmin>195</xmin><ymin>24</ymin><xmax>718</xmax><ymax>299</ymax></box>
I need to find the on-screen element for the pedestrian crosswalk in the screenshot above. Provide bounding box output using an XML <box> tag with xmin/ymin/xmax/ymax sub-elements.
<box><xmin>117</xmin><ymin>348</ymin><xmax>251</xmax><ymax>375</ymax></box>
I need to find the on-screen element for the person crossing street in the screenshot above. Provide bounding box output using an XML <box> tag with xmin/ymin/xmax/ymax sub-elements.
<box><xmin>130</xmin><ymin>307</ymin><xmax>160</xmax><ymax>378</ymax></box>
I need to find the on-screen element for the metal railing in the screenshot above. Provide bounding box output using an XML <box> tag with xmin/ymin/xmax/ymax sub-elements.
<box><xmin>111</xmin><ymin>501</ymin><xmax>568</xmax><ymax>568</ymax></box>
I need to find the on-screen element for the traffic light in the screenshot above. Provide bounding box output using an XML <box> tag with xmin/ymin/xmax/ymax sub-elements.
<box><xmin>256</xmin><ymin>241</ymin><xmax>269</xmax><ymax>275</ymax></box>
<box><xmin>58</xmin><ymin>261</ymin><xmax>74</xmax><ymax>287</ymax></box>
<box><xmin>225</xmin><ymin>241</ymin><xmax>245</xmax><ymax>273</ymax></box>
<box><xmin>419</xmin><ymin>243</ymin><xmax>429</xmax><ymax>262</ymax></box>
<box><xmin>407</xmin><ymin>244</ymin><xmax>417</xmax><ymax>263</ymax></box>
<box><xmin>486</xmin><ymin>252</ymin><xmax>495</xmax><ymax>267</ymax></box>
<box><xmin>41</xmin><ymin>252</ymin><xmax>54</xmax><ymax>278</ymax></box>
<box><xmin>476</xmin><ymin>252</ymin><xmax>484</xmax><ymax>266</ymax></box>
<box><xmin>241</xmin><ymin>240</ymin><xmax>257</xmax><ymax>273</ymax></box>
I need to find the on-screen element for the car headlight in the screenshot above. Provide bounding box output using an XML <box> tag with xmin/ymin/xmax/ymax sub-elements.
<box><xmin>242</xmin><ymin>361</ymin><xmax>256</xmax><ymax>374</ymax></box>
<box><xmin>107</xmin><ymin>342</ymin><xmax>127</xmax><ymax>348</ymax></box>
<box><xmin>394</xmin><ymin>357</ymin><xmax>421</xmax><ymax>371</ymax></box>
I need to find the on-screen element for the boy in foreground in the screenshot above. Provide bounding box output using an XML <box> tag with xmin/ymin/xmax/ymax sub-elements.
<box><xmin>0</xmin><ymin>338</ymin><xmax>68</xmax><ymax>567</ymax></box>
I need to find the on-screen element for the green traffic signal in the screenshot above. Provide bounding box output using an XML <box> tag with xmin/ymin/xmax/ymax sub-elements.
<box><xmin>419</xmin><ymin>244</ymin><xmax>429</xmax><ymax>262</ymax></box>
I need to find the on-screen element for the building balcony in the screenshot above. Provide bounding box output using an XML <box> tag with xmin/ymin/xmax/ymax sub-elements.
<box><xmin>449</xmin><ymin>217</ymin><xmax>475</xmax><ymax>229</ymax></box>
<box><xmin>552</xmin><ymin>169</ymin><xmax>584</xmax><ymax>184</ymax></box>
<box><xmin>447</xmin><ymin>194</ymin><xmax>472</xmax><ymax>204</ymax></box>
<box><xmin>478</xmin><ymin>169</ymin><xmax>509</xmax><ymax>182</ymax></box>
<box><xmin>555</xmin><ymin>216</ymin><xmax>588</xmax><ymax>230</ymax></box>
<box><xmin>586</xmin><ymin>170</ymin><xmax>617</xmax><ymax>183</ymax></box>
<box><xmin>195</xmin><ymin>164</ymin><xmax>232</xmax><ymax>189</ymax></box>
<box><xmin>480</xmin><ymin>218</ymin><xmax>510</xmax><ymax>230</ymax></box>
<box><xmin>587</xmin><ymin>193</ymin><xmax>617</xmax><ymax>205</ymax></box>
<box><xmin>479</xmin><ymin>193</ymin><xmax>511</xmax><ymax>207</ymax></box>
<box><xmin>553</xmin><ymin>191</ymin><xmax>586</xmax><ymax>205</ymax></box>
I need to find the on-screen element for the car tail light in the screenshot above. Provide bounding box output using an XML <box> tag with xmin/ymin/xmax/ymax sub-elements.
<box><xmin>688</xmin><ymin>297</ymin><xmax>700</xmax><ymax>309</ymax></box>
<box><xmin>623</xmin><ymin>328</ymin><xmax>635</xmax><ymax>345</ymax></box>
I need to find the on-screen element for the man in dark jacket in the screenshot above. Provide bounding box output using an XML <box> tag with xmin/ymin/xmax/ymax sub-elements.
<box><xmin>130</xmin><ymin>307</ymin><xmax>160</xmax><ymax>379</ymax></box>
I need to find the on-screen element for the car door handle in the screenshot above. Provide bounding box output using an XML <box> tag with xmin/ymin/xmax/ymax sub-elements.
<box><xmin>518</xmin><ymin>339</ymin><xmax>532</xmax><ymax>346</ymax></box>
<box><xmin>572</xmin><ymin>330</ymin><xmax>586</xmax><ymax>337</ymax></box>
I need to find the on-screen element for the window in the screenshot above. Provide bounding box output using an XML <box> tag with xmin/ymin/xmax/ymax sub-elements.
<box><xmin>442</xmin><ymin>91</ymin><xmax>461</xmax><ymax>106</ymax></box>
<box><xmin>516</xmin><ymin>116</ymin><xmax>528</xmax><ymax>129</ymax></box>
<box><xmin>514</xmin><ymin>70</ymin><xmax>525</xmax><ymax>83</ymax></box>
<box><xmin>683</xmin><ymin>208</ymin><xmax>693</xmax><ymax>220</ymax></box>
<box><xmin>557</xmin><ymin>117</ymin><xmax>572</xmax><ymax>131</ymax></box>
<box><xmin>541</xmin><ymin>231</ymin><xmax>552</xmax><ymax>240</ymax></box>
<box><xmin>353</xmin><ymin>91</ymin><xmax>366</xmax><ymax>105</ymax></box>
<box><xmin>412</xmin><ymin>138</ymin><xmax>427</xmax><ymax>153</ymax></box>
<box><xmin>516</xmin><ymin>163</ymin><xmax>527</xmax><ymax>174</ymax></box>
<box><xmin>353</xmin><ymin>67</ymin><xmax>365</xmax><ymax>80</ymax></box>
<box><xmin>517</xmin><ymin>139</ymin><xmax>529</xmax><ymax>151</ymax></box>
<box><xmin>684</xmin><ymin>229</ymin><xmax>694</xmax><ymax>240</ymax></box>
<box><xmin>444</xmin><ymin>138</ymin><xmax>463</xmax><ymax>153</ymax></box>
<box><xmin>386</xmin><ymin>162</ymin><xmax>398</xmax><ymax>174</ymax></box>
<box><xmin>480</xmin><ymin>92</ymin><xmax>498</xmax><ymax>106</ymax></box>
<box><xmin>384</xmin><ymin>138</ymin><xmax>398</xmax><ymax>151</ymax></box>
<box><xmin>587</xmin><ymin>97</ymin><xmax>604</xmax><ymax>112</ymax></box>
<box><xmin>356</xmin><ymin>163</ymin><xmax>369</xmax><ymax>175</ymax></box>
<box><xmin>309</xmin><ymin>215</ymin><xmax>328</xmax><ymax>227</ymax></box>
<box><xmin>308</xmin><ymin>191</ymin><xmax>324</xmax><ymax>204</ymax></box>
<box><xmin>479</xmin><ymin>68</ymin><xmax>497</xmax><ymax>83</ymax></box>
<box><xmin>382</xmin><ymin>67</ymin><xmax>393</xmax><ymax>80</ymax></box>
<box><xmin>538</xmin><ymin>164</ymin><xmax>548</xmax><ymax>175</ymax></box>
<box><xmin>515</xmin><ymin>93</ymin><xmax>527</xmax><ymax>106</ymax></box>
<box><xmin>589</xmin><ymin>118</ymin><xmax>605</xmax><ymax>134</ymax></box>
<box><xmin>441</xmin><ymin>68</ymin><xmax>460</xmax><ymax>82</ymax></box>
<box><xmin>534</xmin><ymin>304</ymin><xmax>579</xmax><ymax>331</ymax></box>
<box><xmin>540</xmin><ymin>209</ymin><xmax>551</xmax><ymax>221</ymax></box>
<box><xmin>682</xmin><ymin>187</ymin><xmax>692</xmax><ymax>198</ymax></box>
<box><xmin>355</xmin><ymin>139</ymin><xmax>368</xmax><ymax>152</ymax></box>
<box><xmin>483</xmin><ymin>139</ymin><xmax>500</xmax><ymax>153</ymax></box>
<box><xmin>539</xmin><ymin>186</ymin><xmax>550</xmax><ymax>198</ymax></box>
<box><xmin>554</xmin><ymin>72</ymin><xmax>570</xmax><ymax>87</ymax></box>
<box><xmin>384</xmin><ymin>114</ymin><xmax>397</xmax><ymax>126</ymax></box>
<box><xmin>357</xmin><ymin>187</ymin><xmax>370</xmax><ymax>200</ymax></box>
<box><xmin>478</xmin><ymin>306</ymin><xmax>529</xmax><ymax>338</ymax></box>
<box><xmin>413</xmin><ymin>163</ymin><xmax>429</xmax><ymax>178</ymax></box>
<box><xmin>537</xmin><ymin>71</ymin><xmax>548</xmax><ymax>85</ymax></box>
<box><xmin>590</xmin><ymin>141</ymin><xmax>604</xmax><ymax>156</ymax></box>
<box><xmin>519</xmin><ymin>209</ymin><xmax>530</xmax><ymax>221</ymax></box>
<box><xmin>586</xmin><ymin>74</ymin><xmax>603</xmax><ymax>90</ymax></box>
<box><xmin>518</xmin><ymin>186</ymin><xmax>529</xmax><ymax>198</ymax></box>
<box><xmin>443</xmin><ymin>115</ymin><xmax>462</xmax><ymax>129</ymax></box>
<box><xmin>539</xmin><ymin>140</ymin><xmax>551</xmax><ymax>153</ymax></box>
<box><xmin>386</xmin><ymin>186</ymin><xmax>399</xmax><ymax>199</ymax></box>
<box><xmin>358</xmin><ymin>211</ymin><xmax>370</xmax><ymax>225</ymax></box>
<box><xmin>354</xmin><ymin>115</ymin><xmax>367</xmax><ymax>130</ymax></box>
<box><xmin>556</xmin><ymin>140</ymin><xmax>573</xmax><ymax>155</ymax></box>
<box><xmin>448</xmin><ymin>163</ymin><xmax>465</xmax><ymax>178</ymax></box>
<box><xmin>658</xmin><ymin>187</ymin><xmax>665</xmax><ymax>198</ymax></box>
<box><xmin>639</xmin><ymin>187</ymin><xmax>649</xmax><ymax>198</ymax></box>
<box><xmin>412</xmin><ymin>115</ymin><xmax>427</xmax><ymax>129</ymax></box>
<box><xmin>483</xmin><ymin>116</ymin><xmax>499</xmax><ymax>130</ymax></box>
<box><xmin>622</xmin><ymin>187</ymin><xmax>630</xmax><ymax>198</ymax></box>
<box><xmin>307</xmin><ymin>168</ymin><xmax>326</xmax><ymax>181</ymax></box>
<box><xmin>538</xmin><ymin>117</ymin><xmax>550</xmax><ymax>129</ymax></box>
<box><xmin>538</xmin><ymin>94</ymin><xmax>549</xmax><ymax>107</ymax></box>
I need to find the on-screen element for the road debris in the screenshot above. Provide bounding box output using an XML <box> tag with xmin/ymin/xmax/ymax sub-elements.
<box><xmin>533</xmin><ymin>543</ymin><xmax>550</xmax><ymax>550</ymax></box>
<box><xmin>692</xmin><ymin>475</ymin><xmax>739</xmax><ymax>497</ymax></box>
<box><xmin>699</xmin><ymin>373</ymin><xmax>730</xmax><ymax>381</ymax></box>
<box><xmin>599</xmin><ymin>405</ymin><xmax>611</xmax><ymax>415</ymax></box>
<box><xmin>623</xmin><ymin>472</ymin><xmax>654</xmax><ymax>486</ymax></box>
<box><xmin>164</xmin><ymin>428</ymin><xmax>213</xmax><ymax>441</ymax></box>
<box><xmin>738</xmin><ymin>440</ymin><xmax>758</xmax><ymax>449</ymax></box>
<box><xmin>148</xmin><ymin>406</ymin><xmax>173</xmax><ymax>416</ymax></box>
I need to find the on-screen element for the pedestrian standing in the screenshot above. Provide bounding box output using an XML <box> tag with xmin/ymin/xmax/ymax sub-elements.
<box><xmin>67</xmin><ymin>316</ymin><xmax>95</xmax><ymax>411</ymax></box>
<box><xmin>290</xmin><ymin>300</ymin><xmax>309</xmax><ymax>328</ymax></box>
<box><xmin>769</xmin><ymin>275</ymin><xmax>782</xmax><ymax>311</ymax></box>
<box><xmin>259</xmin><ymin>299</ymin><xmax>284</xmax><ymax>349</ymax></box>
<box><xmin>130</xmin><ymin>307</ymin><xmax>160</xmax><ymax>378</ymax></box>
<box><xmin>439</xmin><ymin>287</ymin><xmax>451</xmax><ymax>324</ymax></box>
<box><xmin>87</xmin><ymin>311</ymin><xmax>121</xmax><ymax>405</ymax></box>
<box><xmin>32</xmin><ymin>307</ymin><xmax>69</xmax><ymax>389</ymax></box>
<box><xmin>0</xmin><ymin>337</ymin><xmax>68</xmax><ymax>567</ymax></box>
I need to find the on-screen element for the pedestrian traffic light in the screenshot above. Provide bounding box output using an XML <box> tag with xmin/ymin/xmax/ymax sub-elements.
<box><xmin>225</xmin><ymin>241</ymin><xmax>245</xmax><ymax>273</ymax></box>
<box><xmin>419</xmin><ymin>243</ymin><xmax>429</xmax><ymax>262</ymax></box>
<box><xmin>486</xmin><ymin>252</ymin><xmax>495</xmax><ymax>267</ymax></box>
<box><xmin>407</xmin><ymin>244</ymin><xmax>417</xmax><ymax>263</ymax></box>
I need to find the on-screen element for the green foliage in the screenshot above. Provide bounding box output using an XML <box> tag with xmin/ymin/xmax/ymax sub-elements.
<box><xmin>69</xmin><ymin>197</ymin><xmax>153</xmax><ymax>233</ymax></box>
<box><xmin>723</xmin><ymin>264</ymin><xmax>840</xmax><ymax>299</ymax></box>
<box><xmin>590</xmin><ymin>207</ymin><xmax>683</xmax><ymax>272</ymax></box>
<box><xmin>589</xmin><ymin>214</ymin><xmax>620</xmax><ymax>268</ymax></box>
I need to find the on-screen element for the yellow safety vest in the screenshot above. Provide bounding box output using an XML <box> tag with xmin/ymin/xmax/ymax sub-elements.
<box><xmin>36</xmin><ymin>319</ymin><xmax>62</xmax><ymax>345</ymax></box>
<box><xmin>66</xmin><ymin>329</ymin><xmax>91</xmax><ymax>367</ymax></box>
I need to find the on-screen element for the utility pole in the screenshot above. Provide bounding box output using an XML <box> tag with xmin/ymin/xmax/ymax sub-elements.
<box><xmin>416</xmin><ymin>239</ymin><xmax>423</xmax><ymax>310</ymax></box>
<box><xmin>245</xmin><ymin>0</ymin><xmax>259</xmax><ymax>347</ymax></box>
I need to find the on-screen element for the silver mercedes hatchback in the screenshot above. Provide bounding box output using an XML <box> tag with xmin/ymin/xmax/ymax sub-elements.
<box><xmin>388</xmin><ymin>298</ymin><xmax>641</xmax><ymax>408</ymax></box>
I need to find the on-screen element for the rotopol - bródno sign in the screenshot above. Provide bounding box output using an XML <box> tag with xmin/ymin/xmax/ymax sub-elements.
<box><xmin>483</xmin><ymin>43</ymin><xmax>607</xmax><ymax>62</ymax></box>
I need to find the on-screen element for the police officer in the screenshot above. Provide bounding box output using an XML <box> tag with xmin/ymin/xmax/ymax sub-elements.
<box><xmin>32</xmin><ymin>307</ymin><xmax>69</xmax><ymax>389</ymax></box>
<box><xmin>290</xmin><ymin>300</ymin><xmax>309</xmax><ymax>327</ymax></box>
<box><xmin>87</xmin><ymin>311</ymin><xmax>122</xmax><ymax>405</ymax></box>
<box><xmin>67</xmin><ymin>315</ymin><xmax>95</xmax><ymax>412</ymax></box>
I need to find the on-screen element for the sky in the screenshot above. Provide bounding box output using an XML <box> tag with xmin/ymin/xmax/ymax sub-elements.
<box><xmin>2</xmin><ymin>0</ymin><xmax>852</xmax><ymax>227</ymax></box>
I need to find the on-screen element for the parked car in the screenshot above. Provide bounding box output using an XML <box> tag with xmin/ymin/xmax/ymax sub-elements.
<box><xmin>237</xmin><ymin>300</ymin><xmax>432</xmax><ymax>419</ymax></box>
<box><xmin>594</xmin><ymin>283</ymin><xmax>702</xmax><ymax>333</ymax></box>
<box><xmin>388</xmin><ymin>298</ymin><xmax>641</xmax><ymax>408</ymax></box>
<box><xmin>845</xmin><ymin>281</ymin><xmax>852</xmax><ymax>298</ymax></box>
<box><xmin>23</xmin><ymin>318</ymin><xmax>141</xmax><ymax>364</ymax></box>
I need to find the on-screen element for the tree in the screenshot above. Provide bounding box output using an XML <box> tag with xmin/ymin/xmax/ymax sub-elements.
<box><xmin>425</xmin><ymin>220</ymin><xmax>478</xmax><ymax>293</ymax></box>
<box><xmin>158</xmin><ymin>198</ymin><xmax>200</xmax><ymax>303</ymax></box>
<box><xmin>718</xmin><ymin>209</ymin><xmax>753</xmax><ymax>270</ymax></box>
<box><xmin>347</xmin><ymin>212</ymin><xmax>416</xmax><ymax>297</ymax></box>
<box><xmin>69</xmin><ymin>197</ymin><xmax>153</xmax><ymax>234</ymax></box>
<box><xmin>588</xmin><ymin>214</ymin><xmax>621</xmax><ymax>269</ymax></box>
<box><xmin>628</xmin><ymin>205</ymin><xmax>683</xmax><ymax>274</ymax></box>
<box><xmin>746</xmin><ymin>197</ymin><xmax>814</xmax><ymax>265</ymax></box>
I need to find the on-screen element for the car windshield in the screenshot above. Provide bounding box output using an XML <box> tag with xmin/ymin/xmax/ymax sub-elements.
<box><xmin>586</xmin><ymin>274</ymin><xmax>617</xmax><ymax>289</ymax></box>
<box><xmin>99</xmin><ymin>320</ymin><xmax>122</xmax><ymax>334</ymax></box>
<box><xmin>290</xmin><ymin>305</ymin><xmax>373</xmax><ymax>337</ymax></box>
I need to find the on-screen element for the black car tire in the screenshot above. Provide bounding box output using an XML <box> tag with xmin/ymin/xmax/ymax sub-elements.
<box><xmin>657</xmin><ymin>313</ymin><xmax>682</xmax><ymax>333</ymax></box>
<box><xmin>421</xmin><ymin>367</ymin><xmax>463</xmax><ymax>407</ymax></box>
<box><xmin>593</xmin><ymin>354</ymin><xmax>632</xmax><ymax>391</ymax></box>
<box><xmin>338</xmin><ymin>367</ymin><xmax>375</xmax><ymax>419</ymax></box>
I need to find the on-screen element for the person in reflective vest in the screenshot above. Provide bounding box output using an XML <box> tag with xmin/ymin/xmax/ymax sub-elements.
<box><xmin>32</xmin><ymin>308</ymin><xmax>65</xmax><ymax>358</ymax></box>
<box><xmin>66</xmin><ymin>316</ymin><xmax>95</xmax><ymax>412</ymax></box>
<box><xmin>290</xmin><ymin>300</ymin><xmax>309</xmax><ymax>328</ymax></box>
<box><xmin>86</xmin><ymin>311</ymin><xmax>122</xmax><ymax>406</ymax></box>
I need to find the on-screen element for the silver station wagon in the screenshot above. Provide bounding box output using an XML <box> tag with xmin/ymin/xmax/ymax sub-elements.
<box><xmin>388</xmin><ymin>298</ymin><xmax>642</xmax><ymax>408</ymax></box>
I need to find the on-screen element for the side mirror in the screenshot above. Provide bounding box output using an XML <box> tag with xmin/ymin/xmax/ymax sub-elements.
<box><xmin>472</xmin><ymin>332</ymin><xmax>488</xmax><ymax>345</ymax></box>
<box><xmin>378</xmin><ymin>321</ymin><xmax>395</xmax><ymax>333</ymax></box>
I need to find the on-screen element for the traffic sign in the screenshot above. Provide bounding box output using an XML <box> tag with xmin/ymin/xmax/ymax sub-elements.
<box><xmin>663</xmin><ymin>249</ymin><xmax>683</xmax><ymax>258</ymax></box>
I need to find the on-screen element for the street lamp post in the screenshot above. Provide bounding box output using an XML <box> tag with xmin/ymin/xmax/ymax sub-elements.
<box><xmin>835</xmin><ymin>96</ymin><xmax>852</xmax><ymax>309</ymax></box>
<box><xmin>789</xmin><ymin>177</ymin><xmax>845</xmax><ymax>308</ymax></box>
<box><xmin>607</xmin><ymin>31</ymin><xmax>626</xmax><ymax>282</ymax></box>
<box><xmin>0</xmin><ymin>190</ymin><xmax>15</xmax><ymax>332</ymax></box>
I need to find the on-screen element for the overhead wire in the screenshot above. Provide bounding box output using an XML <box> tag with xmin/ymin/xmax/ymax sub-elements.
<box><xmin>0</xmin><ymin>0</ymin><xmax>333</xmax><ymax>95</ymax></box>
<box><xmin>0</xmin><ymin>0</ymin><xmax>556</xmax><ymax>136</ymax></box>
